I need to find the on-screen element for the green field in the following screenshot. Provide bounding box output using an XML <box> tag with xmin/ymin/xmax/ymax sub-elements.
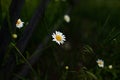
<box><xmin>0</xmin><ymin>0</ymin><xmax>120</xmax><ymax>80</ymax></box>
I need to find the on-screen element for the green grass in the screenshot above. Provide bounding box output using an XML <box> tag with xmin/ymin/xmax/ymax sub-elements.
<box><xmin>0</xmin><ymin>0</ymin><xmax>120</xmax><ymax>80</ymax></box>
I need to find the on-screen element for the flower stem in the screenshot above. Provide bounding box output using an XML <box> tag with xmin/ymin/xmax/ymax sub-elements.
<box><xmin>11</xmin><ymin>42</ymin><xmax>36</xmax><ymax>76</ymax></box>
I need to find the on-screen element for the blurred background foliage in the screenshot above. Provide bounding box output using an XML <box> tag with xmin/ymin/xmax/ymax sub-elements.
<box><xmin>0</xmin><ymin>0</ymin><xmax>120</xmax><ymax>80</ymax></box>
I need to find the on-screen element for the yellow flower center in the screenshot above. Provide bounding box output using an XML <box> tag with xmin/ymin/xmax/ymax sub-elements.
<box><xmin>98</xmin><ymin>61</ymin><xmax>103</xmax><ymax>65</ymax></box>
<box><xmin>16</xmin><ymin>20</ymin><xmax>21</xmax><ymax>24</ymax></box>
<box><xmin>56</xmin><ymin>35</ymin><xmax>62</xmax><ymax>41</ymax></box>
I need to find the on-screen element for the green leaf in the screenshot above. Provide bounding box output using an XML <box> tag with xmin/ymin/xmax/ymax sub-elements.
<box><xmin>86</xmin><ymin>71</ymin><xmax>98</xmax><ymax>80</ymax></box>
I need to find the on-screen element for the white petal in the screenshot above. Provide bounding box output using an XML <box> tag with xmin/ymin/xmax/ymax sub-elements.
<box><xmin>52</xmin><ymin>33</ymin><xmax>56</xmax><ymax>38</ymax></box>
<box><xmin>52</xmin><ymin>39</ymin><xmax>56</xmax><ymax>41</ymax></box>
<box><xmin>56</xmin><ymin>41</ymin><xmax>60</xmax><ymax>45</ymax></box>
<box><xmin>61</xmin><ymin>41</ymin><xmax>64</xmax><ymax>44</ymax></box>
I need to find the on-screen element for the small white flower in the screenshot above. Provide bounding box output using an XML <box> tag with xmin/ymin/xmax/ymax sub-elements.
<box><xmin>65</xmin><ymin>66</ymin><xmax>69</xmax><ymax>70</ymax></box>
<box><xmin>52</xmin><ymin>31</ymin><xmax>66</xmax><ymax>45</ymax></box>
<box><xmin>64</xmin><ymin>14</ymin><xmax>70</xmax><ymax>23</ymax></box>
<box><xmin>12</xmin><ymin>34</ymin><xmax>17</xmax><ymax>39</ymax></box>
<box><xmin>108</xmin><ymin>65</ymin><xmax>112</xmax><ymax>69</ymax></box>
<box><xmin>96</xmin><ymin>59</ymin><xmax>104</xmax><ymax>68</ymax></box>
<box><xmin>16</xmin><ymin>19</ymin><xmax>24</xmax><ymax>29</ymax></box>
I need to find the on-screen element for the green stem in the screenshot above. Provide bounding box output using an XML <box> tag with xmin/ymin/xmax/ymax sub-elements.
<box><xmin>11</xmin><ymin>42</ymin><xmax>36</xmax><ymax>76</ymax></box>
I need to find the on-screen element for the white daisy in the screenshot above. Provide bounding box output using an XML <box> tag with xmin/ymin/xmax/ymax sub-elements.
<box><xmin>52</xmin><ymin>31</ymin><xmax>66</xmax><ymax>45</ymax></box>
<box><xmin>64</xmin><ymin>14</ymin><xmax>70</xmax><ymax>23</ymax></box>
<box><xmin>108</xmin><ymin>65</ymin><xmax>112</xmax><ymax>69</ymax></box>
<box><xmin>16</xmin><ymin>19</ymin><xmax>24</xmax><ymax>29</ymax></box>
<box><xmin>96</xmin><ymin>59</ymin><xmax>104</xmax><ymax>68</ymax></box>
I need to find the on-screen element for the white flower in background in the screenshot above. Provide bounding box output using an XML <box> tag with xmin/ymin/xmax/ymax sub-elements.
<box><xmin>96</xmin><ymin>59</ymin><xmax>104</xmax><ymax>68</ymax></box>
<box><xmin>65</xmin><ymin>66</ymin><xmax>69</xmax><ymax>70</ymax></box>
<box><xmin>16</xmin><ymin>19</ymin><xmax>24</xmax><ymax>29</ymax></box>
<box><xmin>12</xmin><ymin>34</ymin><xmax>17</xmax><ymax>39</ymax></box>
<box><xmin>64</xmin><ymin>14</ymin><xmax>70</xmax><ymax>23</ymax></box>
<box><xmin>108</xmin><ymin>65</ymin><xmax>113</xmax><ymax>69</ymax></box>
<box><xmin>52</xmin><ymin>31</ymin><xmax>66</xmax><ymax>45</ymax></box>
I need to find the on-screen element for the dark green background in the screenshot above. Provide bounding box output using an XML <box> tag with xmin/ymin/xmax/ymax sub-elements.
<box><xmin>0</xmin><ymin>0</ymin><xmax>120</xmax><ymax>80</ymax></box>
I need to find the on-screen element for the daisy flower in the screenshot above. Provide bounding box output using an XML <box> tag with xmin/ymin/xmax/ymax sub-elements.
<box><xmin>52</xmin><ymin>31</ymin><xmax>66</xmax><ymax>45</ymax></box>
<box><xmin>16</xmin><ymin>19</ymin><xmax>24</xmax><ymax>29</ymax></box>
<box><xmin>64</xmin><ymin>14</ymin><xmax>70</xmax><ymax>23</ymax></box>
<box><xmin>96</xmin><ymin>59</ymin><xmax>104</xmax><ymax>68</ymax></box>
<box><xmin>108</xmin><ymin>65</ymin><xmax>112</xmax><ymax>69</ymax></box>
